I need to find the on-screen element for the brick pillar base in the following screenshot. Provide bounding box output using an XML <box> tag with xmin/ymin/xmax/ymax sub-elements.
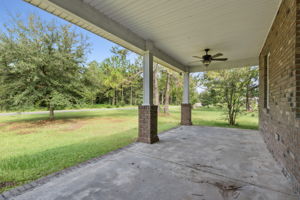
<box><xmin>137</xmin><ymin>105</ymin><xmax>159</xmax><ymax>144</ymax></box>
<box><xmin>181</xmin><ymin>104</ymin><xmax>192</xmax><ymax>125</ymax></box>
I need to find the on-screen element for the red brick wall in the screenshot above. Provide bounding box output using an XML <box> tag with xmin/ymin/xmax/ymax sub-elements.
<box><xmin>138</xmin><ymin>105</ymin><xmax>159</xmax><ymax>144</ymax></box>
<box><xmin>259</xmin><ymin>0</ymin><xmax>300</xmax><ymax>193</ymax></box>
<box><xmin>181</xmin><ymin>104</ymin><xmax>192</xmax><ymax>125</ymax></box>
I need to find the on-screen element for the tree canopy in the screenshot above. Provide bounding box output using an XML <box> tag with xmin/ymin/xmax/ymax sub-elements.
<box><xmin>0</xmin><ymin>14</ymin><xmax>89</xmax><ymax>119</ymax></box>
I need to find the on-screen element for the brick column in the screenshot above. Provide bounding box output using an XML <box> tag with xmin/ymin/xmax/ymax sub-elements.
<box><xmin>181</xmin><ymin>103</ymin><xmax>192</xmax><ymax>125</ymax></box>
<box><xmin>137</xmin><ymin>105</ymin><xmax>159</xmax><ymax>144</ymax></box>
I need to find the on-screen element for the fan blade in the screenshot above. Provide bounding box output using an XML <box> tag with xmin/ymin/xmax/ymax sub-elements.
<box><xmin>212</xmin><ymin>58</ymin><xmax>228</xmax><ymax>61</ymax></box>
<box><xmin>188</xmin><ymin>60</ymin><xmax>203</xmax><ymax>64</ymax></box>
<box><xmin>212</xmin><ymin>53</ymin><xmax>223</xmax><ymax>58</ymax></box>
<box><xmin>192</xmin><ymin>56</ymin><xmax>203</xmax><ymax>59</ymax></box>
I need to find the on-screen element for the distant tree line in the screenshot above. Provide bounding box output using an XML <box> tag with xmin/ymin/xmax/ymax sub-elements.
<box><xmin>84</xmin><ymin>52</ymin><xmax>200</xmax><ymax>108</ymax></box>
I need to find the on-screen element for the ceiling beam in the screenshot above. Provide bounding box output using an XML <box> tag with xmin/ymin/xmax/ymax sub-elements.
<box><xmin>24</xmin><ymin>0</ymin><xmax>187</xmax><ymax>72</ymax></box>
<box><xmin>188</xmin><ymin>57</ymin><xmax>258</xmax><ymax>72</ymax></box>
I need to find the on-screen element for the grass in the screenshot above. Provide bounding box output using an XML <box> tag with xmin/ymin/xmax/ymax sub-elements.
<box><xmin>0</xmin><ymin>107</ymin><xmax>258</xmax><ymax>193</ymax></box>
<box><xmin>193</xmin><ymin>107</ymin><xmax>258</xmax><ymax>130</ymax></box>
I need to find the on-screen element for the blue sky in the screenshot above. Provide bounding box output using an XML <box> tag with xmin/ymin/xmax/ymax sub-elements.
<box><xmin>0</xmin><ymin>0</ymin><xmax>137</xmax><ymax>63</ymax></box>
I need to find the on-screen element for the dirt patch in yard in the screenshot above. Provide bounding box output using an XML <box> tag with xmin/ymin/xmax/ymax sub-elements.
<box><xmin>75</xmin><ymin>117</ymin><xmax>127</xmax><ymax>124</ymax></box>
<box><xmin>4</xmin><ymin>117</ymin><xmax>128</xmax><ymax>135</ymax></box>
<box><xmin>7</xmin><ymin>119</ymin><xmax>76</xmax><ymax>134</ymax></box>
<box><xmin>0</xmin><ymin>122</ymin><xmax>8</xmax><ymax>127</ymax></box>
<box><xmin>61</xmin><ymin>117</ymin><xmax>126</xmax><ymax>132</ymax></box>
<box><xmin>61</xmin><ymin>121</ymin><xmax>86</xmax><ymax>132</ymax></box>
<box><xmin>17</xmin><ymin>130</ymin><xmax>34</xmax><ymax>135</ymax></box>
<box><xmin>9</xmin><ymin>119</ymin><xmax>71</xmax><ymax>130</ymax></box>
<box><xmin>0</xmin><ymin>181</ymin><xmax>18</xmax><ymax>189</ymax></box>
<box><xmin>158</xmin><ymin>113</ymin><xmax>171</xmax><ymax>117</ymax></box>
<box><xmin>94</xmin><ymin>117</ymin><xmax>126</xmax><ymax>123</ymax></box>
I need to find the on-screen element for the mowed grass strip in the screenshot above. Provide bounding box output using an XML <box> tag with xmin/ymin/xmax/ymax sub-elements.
<box><xmin>0</xmin><ymin>107</ymin><xmax>258</xmax><ymax>193</ymax></box>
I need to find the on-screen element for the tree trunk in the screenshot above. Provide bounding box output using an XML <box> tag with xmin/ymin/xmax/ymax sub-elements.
<box><xmin>228</xmin><ymin>106</ymin><xmax>234</xmax><ymax>125</ymax></box>
<box><xmin>121</xmin><ymin>85</ymin><xmax>124</xmax><ymax>104</ymax></box>
<box><xmin>161</xmin><ymin>92</ymin><xmax>164</xmax><ymax>106</ymax></box>
<box><xmin>130</xmin><ymin>86</ymin><xmax>133</xmax><ymax>105</ymax></box>
<box><xmin>153</xmin><ymin>64</ymin><xmax>159</xmax><ymax>105</ymax></box>
<box><xmin>113</xmin><ymin>88</ymin><xmax>117</xmax><ymax>105</ymax></box>
<box><xmin>245</xmin><ymin>86</ymin><xmax>251</xmax><ymax>111</ymax></box>
<box><xmin>154</xmin><ymin>64</ymin><xmax>162</xmax><ymax>111</ymax></box>
<box><xmin>49</xmin><ymin>107</ymin><xmax>54</xmax><ymax>120</ymax></box>
<box><xmin>163</xmin><ymin>73</ymin><xmax>170</xmax><ymax>114</ymax></box>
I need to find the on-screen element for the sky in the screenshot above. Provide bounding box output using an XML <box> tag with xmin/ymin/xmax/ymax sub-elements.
<box><xmin>0</xmin><ymin>0</ymin><xmax>138</xmax><ymax>63</ymax></box>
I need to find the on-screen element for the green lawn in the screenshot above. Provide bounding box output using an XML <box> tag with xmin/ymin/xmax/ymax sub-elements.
<box><xmin>0</xmin><ymin>107</ymin><xmax>258</xmax><ymax>193</ymax></box>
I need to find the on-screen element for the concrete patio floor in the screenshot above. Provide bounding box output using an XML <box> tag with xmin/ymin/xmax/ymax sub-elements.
<box><xmin>8</xmin><ymin>126</ymin><xmax>299</xmax><ymax>200</ymax></box>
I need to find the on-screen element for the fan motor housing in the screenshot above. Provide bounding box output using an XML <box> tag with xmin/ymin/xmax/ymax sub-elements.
<box><xmin>203</xmin><ymin>55</ymin><xmax>212</xmax><ymax>61</ymax></box>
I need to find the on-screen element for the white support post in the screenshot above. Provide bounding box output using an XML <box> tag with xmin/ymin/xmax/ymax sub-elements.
<box><xmin>138</xmin><ymin>50</ymin><xmax>158</xmax><ymax>144</ymax></box>
<box><xmin>143</xmin><ymin>51</ymin><xmax>153</xmax><ymax>105</ymax></box>
<box><xmin>183</xmin><ymin>72</ymin><xmax>190</xmax><ymax>104</ymax></box>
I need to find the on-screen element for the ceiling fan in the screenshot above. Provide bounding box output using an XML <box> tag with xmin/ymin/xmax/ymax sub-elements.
<box><xmin>191</xmin><ymin>49</ymin><xmax>228</xmax><ymax>67</ymax></box>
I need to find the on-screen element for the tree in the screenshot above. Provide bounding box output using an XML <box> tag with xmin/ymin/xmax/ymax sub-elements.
<box><xmin>163</xmin><ymin>72</ymin><xmax>171</xmax><ymax>114</ymax></box>
<box><xmin>0</xmin><ymin>14</ymin><xmax>89</xmax><ymax>119</ymax></box>
<box><xmin>82</xmin><ymin>61</ymin><xmax>103</xmax><ymax>104</ymax></box>
<box><xmin>153</xmin><ymin>63</ymin><xmax>160</xmax><ymax>106</ymax></box>
<box><xmin>100</xmin><ymin>47</ymin><xmax>142</xmax><ymax>105</ymax></box>
<box><xmin>199</xmin><ymin>89</ymin><xmax>218</xmax><ymax>107</ymax></box>
<box><xmin>244</xmin><ymin>67</ymin><xmax>259</xmax><ymax>111</ymax></box>
<box><xmin>200</xmin><ymin>67</ymin><xmax>258</xmax><ymax>125</ymax></box>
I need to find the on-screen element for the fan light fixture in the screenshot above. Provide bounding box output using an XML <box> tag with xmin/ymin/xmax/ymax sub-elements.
<box><xmin>203</xmin><ymin>60</ymin><xmax>211</xmax><ymax>66</ymax></box>
<box><xmin>190</xmin><ymin>49</ymin><xmax>228</xmax><ymax>67</ymax></box>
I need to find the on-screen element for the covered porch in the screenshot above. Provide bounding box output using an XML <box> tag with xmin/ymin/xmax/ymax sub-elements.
<box><xmin>11</xmin><ymin>0</ymin><xmax>299</xmax><ymax>198</ymax></box>
<box><xmin>8</xmin><ymin>126</ymin><xmax>298</xmax><ymax>199</ymax></box>
<box><xmin>22</xmin><ymin>0</ymin><xmax>281</xmax><ymax>143</ymax></box>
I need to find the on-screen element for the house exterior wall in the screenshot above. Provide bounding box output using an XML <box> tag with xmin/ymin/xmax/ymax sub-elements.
<box><xmin>259</xmin><ymin>0</ymin><xmax>300</xmax><ymax>193</ymax></box>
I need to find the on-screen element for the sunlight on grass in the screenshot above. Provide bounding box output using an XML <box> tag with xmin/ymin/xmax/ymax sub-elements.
<box><xmin>0</xmin><ymin>107</ymin><xmax>258</xmax><ymax>192</ymax></box>
<box><xmin>192</xmin><ymin>108</ymin><xmax>258</xmax><ymax>130</ymax></box>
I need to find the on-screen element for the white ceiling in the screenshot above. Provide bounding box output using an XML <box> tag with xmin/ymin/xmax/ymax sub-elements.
<box><xmin>24</xmin><ymin>0</ymin><xmax>281</xmax><ymax>72</ymax></box>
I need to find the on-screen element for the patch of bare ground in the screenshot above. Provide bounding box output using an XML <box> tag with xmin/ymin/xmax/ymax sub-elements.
<box><xmin>4</xmin><ymin>117</ymin><xmax>128</xmax><ymax>135</ymax></box>
<box><xmin>61</xmin><ymin>117</ymin><xmax>127</xmax><ymax>132</ymax></box>
<box><xmin>0</xmin><ymin>122</ymin><xmax>14</xmax><ymax>131</ymax></box>
<box><xmin>0</xmin><ymin>181</ymin><xmax>18</xmax><ymax>190</ymax></box>
<box><xmin>17</xmin><ymin>130</ymin><xmax>34</xmax><ymax>135</ymax></box>
<box><xmin>91</xmin><ymin>117</ymin><xmax>126</xmax><ymax>123</ymax></box>
<box><xmin>61</xmin><ymin>121</ymin><xmax>86</xmax><ymax>132</ymax></box>
<box><xmin>7</xmin><ymin>119</ymin><xmax>74</xmax><ymax>134</ymax></box>
<box><xmin>9</xmin><ymin>119</ymin><xmax>70</xmax><ymax>131</ymax></box>
<box><xmin>158</xmin><ymin>113</ymin><xmax>170</xmax><ymax>117</ymax></box>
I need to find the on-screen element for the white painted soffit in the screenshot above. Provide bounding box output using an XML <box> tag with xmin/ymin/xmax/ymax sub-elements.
<box><xmin>23</xmin><ymin>0</ymin><xmax>281</xmax><ymax>73</ymax></box>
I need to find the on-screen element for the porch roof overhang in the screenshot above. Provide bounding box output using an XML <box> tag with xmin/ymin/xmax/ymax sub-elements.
<box><xmin>24</xmin><ymin>0</ymin><xmax>281</xmax><ymax>73</ymax></box>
